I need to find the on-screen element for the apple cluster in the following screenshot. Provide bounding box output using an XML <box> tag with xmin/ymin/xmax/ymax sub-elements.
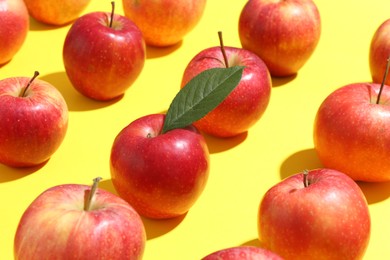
<box><xmin>1</xmin><ymin>0</ymin><xmax>389</xmax><ymax>259</ymax></box>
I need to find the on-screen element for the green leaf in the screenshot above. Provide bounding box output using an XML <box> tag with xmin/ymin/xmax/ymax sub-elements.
<box><xmin>162</xmin><ymin>66</ymin><xmax>245</xmax><ymax>133</ymax></box>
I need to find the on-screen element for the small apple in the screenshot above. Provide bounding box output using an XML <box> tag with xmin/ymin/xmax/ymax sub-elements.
<box><xmin>110</xmin><ymin>113</ymin><xmax>210</xmax><ymax>219</ymax></box>
<box><xmin>258</xmin><ymin>169</ymin><xmax>370</xmax><ymax>259</ymax></box>
<box><xmin>313</xmin><ymin>80</ymin><xmax>390</xmax><ymax>182</ymax></box>
<box><xmin>180</xmin><ymin>32</ymin><xmax>271</xmax><ymax>138</ymax></box>
<box><xmin>202</xmin><ymin>246</ymin><xmax>283</xmax><ymax>260</ymax></box>
<box><xmin>14</xmin><ymin>177</ymin><xmax>146</xmax><ymax>260</ymax></box>
<box><xmin>0</xmin><ymin>0</ymin><xmax>29</xmax><ymax>65</ymax></box>
<box><xmin>122</xmin><ymin>0</ymin><xmax>206</xmax><ymax>46</ymax></box>
<box><xmin>23</xmin><ymin>0</ymin><xmax>90</xmax><ymax>26</ymax></box>
<box><xmin>0</xmin><ymin>72</ymin><xmax>68</xmax><ymax>167</ymax></box>
<box><xmin>238</xmin><ymin>0</ymin><xmax>321</xmax><ymax>77</ymax></box>
<box><xmin>369</xmin><ymin>19</ymin><xmax>390</xmax><ymax>86</ymax></box>
<box><xmin>63</xmin><ymin>2</ymin><xmax>145</xmax><ymax>101</ymax></box>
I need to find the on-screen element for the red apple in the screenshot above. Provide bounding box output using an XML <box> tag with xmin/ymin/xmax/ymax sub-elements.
<box><xmin>369</xmin><ymin>19</ymin><xmax>390</xmax><ymax>86</ymax></box>
<box><xmin>110</xmin><ymin>113</ymin><xmax>210</xmax><ymax>219</ymax></box>
<box><xmin>0</xmin><ymin>72</ymin><xmax>68</xmax><ymax>167</ymax></box>
<box><xmin>258</xmin><ymin>169</ymin><xmax>370</xmax><ymax>259</ymax></box>
<box><xmin>23</xmin><ymin>0</ymin><xmax>91</xmax><ymax>26</ymax></box>
<box><xmin>0</xmin><ymin>0</ymin><xmax>29</xmax><ymax>65</ymax></box>
<box><xmin>63</xmin><ymin>5</ymin><xmax>145</xmax><ymax>101</ymax></box>
<box><xmin>122</xmin><ymin>0</ymin><xmax>206</xmax><ymax>47</ymax></box>
<box><xmin>238</xmin><ymin>0</ymin><xmax>321</xmax><ymax>77</ymax></box>
<box><xmin>181</xmin><ymin>43</ymin><xmax>271</xmax><ymax>138</ymax></box>
<box><xmin>14</xmin><ymin>178</ymin><xmax>146</xmax><ymax>260</ymax></box>
<box><xmin>313</xmin><ymin>82</ymin><xmax>390</xmax><ymax>182</ymax></box>
<box><xmin>202</xmin><ymin>246</ymin><xmax>283</xmax><ymax>260</ymax></box>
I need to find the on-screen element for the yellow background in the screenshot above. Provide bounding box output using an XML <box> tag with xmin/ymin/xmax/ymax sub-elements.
<box><xmin>1</xmin><ymin>0</ymin><xmax>390</xmax><ymax>259</ymax></box>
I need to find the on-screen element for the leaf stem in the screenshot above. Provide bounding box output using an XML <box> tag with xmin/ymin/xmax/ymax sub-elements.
<box><xmin>303</xmin><ymin>169</ymin><xmax>309</xmax><ymax>188</ymax></box>
<box><xmin>84</xmin><ymin>177</ymin><xmax>102</xmax><ymax>211</ymax></box>
<box><xmin>109</xmin><ymin>1</ymin><xmax>115</xmax><ymax>28</ymax></box>
<box><xmin>218</xmin><ymin>31</ymin><xmax>229</xmax><ymax>68</ymax></box>
<box><xmin>376</xmin><ymin>55</ymin><xmax>390</xmax><ymax>104</ymax></box>
<box><xmin>19</xmin><ymin>71</ymin><xmax>39</xmax><ymax>97</ymax></box>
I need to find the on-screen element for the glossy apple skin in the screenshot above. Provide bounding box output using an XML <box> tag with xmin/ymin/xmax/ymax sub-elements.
<box><xmin>110</xmin><ymin>114</ymin><xmax>210</xmax><ymax>219</ymax></box>
<box><xmin>63</xmin><ymin>12</ymin><xmax>145</xmax><ymax>101</ymax></box>
<box><xmin>314</xmin><ymin>83</ymin><xmax>390</xmax><ymax>182</ymax></box>
<box><xmin>239</xmin><ymin>0</ymin><xmax>321</xmax><ymax>77</ymax></box>
<box><xmin>258</xmin><ymin>169</ymin><xmax>370</xmax><ymax>260</ymax></box>
<box><xmin>181</xmin><ymin>46</ymin><xmax>271</xmax><ymax>138</ymax></box>
<box><xmin>23</xmin><ymin>0</ymin><xmax>90</xmax><ymax>25</ymax></box>
<box><xmin>0</xmin><ymin>0</ymin><xmax>29</xmax><ymax>64</ymax></box>
<box><xmin>369</xmin><ymin>19</ymin><xmax>390</xmax><ymax>86</ymax></box>
<box><xmin>202</xmin><ymin>246</ymin><xmax>283</xmax><ymax>260</ymax></box>
<box><xmin>122</xmin><ymin>0</ymin><xmax>206</xmax><ymax>46</ymax></box>
<box><xmin>14</xmin><ymin>184</ymin><xmax>146</xmax><ymax>260</ymax></box>
<box><xmin>0</xmin><ymin>77</ymin><xmax>68</xmax><ymax>167</ymax></box>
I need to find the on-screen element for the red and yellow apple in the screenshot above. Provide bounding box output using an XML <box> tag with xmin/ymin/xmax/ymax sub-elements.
<box><xmin>0</xmin><ymin>0</ymin><xmax>29</xmax><ymax>65</ymax></box>
<box><xmin>23</xmin><ymin>0</ymin><xmax>91</xmax><ymax>26</ymax></box>
<box><xmin>202</xmin><ymin>246</ymin><xmax>283</xmax><ymax>260</ymax></box>
<box><xmin>258</xmin><ymin>169</ymin><xmax>370</xmax><ymax>259</ymax></box>
<box><xmin>0</xmin><ymin>72</ymin><xmax>68</xmax><ymax>167</ymax></box>
<box><xmin>238</xmin><ymin>0</ymin><xmax>321</xmax><ymax>77</ymax></box>
<box><xmin>122</xmin><ymin>0</ymin><xmax>207</xmax><ymax>46</ymax></box>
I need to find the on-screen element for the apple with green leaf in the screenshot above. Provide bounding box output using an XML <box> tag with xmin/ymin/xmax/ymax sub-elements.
<box><xmin>181</xmin><ymin>32</ymin><xmax>272</xmax><ymax>138</ymax></box>
<box><xmin>314</xmin><ymin>58</ymin><xmax>390</xmax><ymax>182</ymax></box>
<box><xmin>122</xmin><ymin>0</ymin><xmax>206</xmax><ymax>46</ymax></box>
<box><xmin>0</xmin><ymin>0</ymin><xmax>29</xmax><ymax>65</ymax></box>
<box><xmin>110</xmin><ymin>66</ymin><xmax>244</xmax><ymax>219</ymax></box>
<box><xmin>23</xmin><ymin>0</ymin><xmax>91</xmax><ymax>26</ymax></box>
<box><xmin>0</xmin><ymin>72</ymin><xmax>68</xmax><ymax>167</ymax></box>
<box><xmin>63</xmin><ymin>2</ymin><xmax>145</xmax><ymax>101</ymax></box>
<box><xmin>14</xmin><ymin>177</ymin><xmax>146</xmax><ymax>260</ymax></box>
<box><xmin>238</xmin><ymin>0</ymin><xmax>321</xmax><ymax>77</ymax></box>
<box><xmin>258</xmin><ymin>169</ymin><xmax>370</xmax><ymax>259</ymax></box>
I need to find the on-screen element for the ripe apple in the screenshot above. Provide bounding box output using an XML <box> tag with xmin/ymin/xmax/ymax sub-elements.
<box><xmin>369</xmin><ymin>19</ymin><xmax>390</xmax><ymax>86</ymax></box>
<box><xmin>0</xmin><ymin>0</ymin><xmax>29</xmax><ymax>65</ymax></box>
<box><xmin>202</xmin><ymin>246</ymin><xmax>283</xmax><ymax>260</ymax></box>
<box><xmin>63</xmin><ymin>4</ymin><xmax>145</xmax><ymax>101</ymax></box>
<box><xmin>110</xmin><ymin>113</ymin><xmax>210</xmax><ymax>219</ymax></box>
<box><xmin>122</xmin><ymin>0</ymin><xmax>206</xmax><ymax>46</ymax></box>
<box><xmin>14</xmin><ymin>178</ymin><xmax>146</xmax><ymax>260</ymax></box>
<box><xmin>258</xmin><ymin>169</ymin><xmax>371</xmax><ymax>259</ymax></box>
<box><xmin>23</xmin><ymin>0</ymin><xmax>90</xmax><ymax>26</ymax></box>
<box><xmin>0</xmin><ymin>72</ymin><xmax>68</xmax><ymax>167</ymax></box>
<box><xmin>238</xmin><ymin>0</ymin><xmax>321</xmax><ymax>77</ymax></box>
<box><xmin>313</xmin><ymin>82</ymin><xmax>390</xmax><ymax>182</ymax></box>
<box><xmin>180</xmin><ymin>35</ymin><xmax>271</xmax><ymax>138</ymax></box>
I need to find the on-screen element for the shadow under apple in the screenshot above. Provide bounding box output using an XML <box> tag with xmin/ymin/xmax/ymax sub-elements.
<box><xmin>146</xmin><ymin>41</ymin><xmax>182</xmax><ymax>59</ymax></box>
<box><xmin>0</xmin><ymin>161</ymin><xmax>46</xmax><ymax>183</ymax></box>
<box><xmin>280</xmin><ymin>148</ymin><xmax>323</xmax><ymax>180</ymax></box>
<box><xmin>357</xmin><ymin>181</ymin><xmax>390</xmax><ymax>204</ymax></box>
<box><xmin>28</xmin><ymin>16</ymin><xmax>60</xmax><ymax>31</ymax></box>
<box><xmin>241</xmin><ymin>238</ymin><xmax>264</xmax><ymax>247</ymax></box>
<box><xmin>99</xmin><ymin>178</ymin><xmax>186</xmax><ymax>240</ymax></box>
<box><xmin>271</xmin><ymin>74</ymin><xmax>297</xmax><ymax>87</ymax></box>
<box><xmin>203</xmin><ymin>131</ymin><xmax>248</xmax><ymax>154</ymax></box>
<box><xmin>40</xmin><ymin>71</ymin><xmax>123</xmax><ymax>111</ymax></box>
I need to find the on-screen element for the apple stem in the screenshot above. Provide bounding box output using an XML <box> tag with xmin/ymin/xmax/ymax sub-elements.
<box><xmin>84</xmin><ymin>177</ymin><xmax>102</xmax><ymax>211</ymax></box>
<box><xmin>19</xmin><ymin>71</ymin><xmax>39</xmax><ymax>97</ymax></box>
<box><xmin>376</xmin><ymin>55</ymin><xmax>390</xmax><ymax>104</ymax></box>
<box><xmin>303</xmin><ymin>169</ymin><xmax>310</xmax><ymax>188</ymax></box>
<box><xmin>109</xmin><ymin>1</ymin><xmax>115</xmax><ymax>28</ymax></box>
<box><xmin>218</xmin><ymin>31</ymin><xmax>229</xmax><ymax>68</ymax></box>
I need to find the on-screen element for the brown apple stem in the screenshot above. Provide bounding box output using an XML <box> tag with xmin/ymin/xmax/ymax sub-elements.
<box><xmin>109</xmin><ymin>1</ymin><xmax>115</xmax><ymax>28</ymax></box>
<box><xmin>376</xmin><ymin>55</ymin><xmax>390</xmax><ymax>104</ymax></box>
<box><xmin>19</xmin><ymin>71</ymin><xmax>39</xmax><ymax>97</ymax></box>
<box><xmin>84</xmin><ymin>177</ymin><xmax>102</xmax><ymax>211</ymax></box>
<box><xmin>303</xmin><ymin>169</ymin><xmax>309</xmax><ymax>188</ymax></box>
<box><xmin>218</xmin><ymin>31</ymin><xmax>229</xmax><ymax>68</ymax></box>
